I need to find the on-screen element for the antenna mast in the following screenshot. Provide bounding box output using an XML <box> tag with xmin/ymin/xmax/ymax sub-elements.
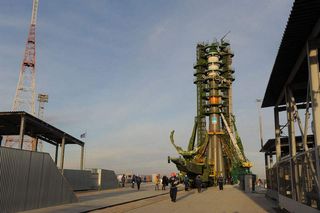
<box><xmin>12</xmin><ymin>0</ymin><xmax>39</xmax><ymax>114</ymax></box>
<box><xmin>5</xmin><ymin>0</ymin><xmax>39</xmax><ymax>149</ymax></box>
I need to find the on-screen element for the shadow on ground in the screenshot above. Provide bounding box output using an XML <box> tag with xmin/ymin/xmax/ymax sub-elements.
<box><xmin>176</xmin><ymin>190</ymin><xmax>195</xmax><ymax>201</ymax></box>
<box><xmin>234</xmin><ymin>185</ymin><xmax>281</xmax><ymax>213</ymax></box>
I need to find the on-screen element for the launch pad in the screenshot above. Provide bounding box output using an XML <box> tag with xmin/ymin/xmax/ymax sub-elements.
<box><xmin>169</xmin><ymin>39</ymin><xmax>252</xmax><ymax>185</ymax></box>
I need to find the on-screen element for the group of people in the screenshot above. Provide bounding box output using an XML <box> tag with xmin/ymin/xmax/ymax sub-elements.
<box><xmin>151</xmin><ymin>173</ymin><xmax>180</xmax><ymax>202</ymax></box>
<box><xmin>154</xmin><ymin>175</ymin><xmax>169</xmax><ymax>190</ymax></box>
<box><xmin>121</xmin><ymin>174</ymin><xmax>142</xmax><ymax>190</ymax></box>
<box><xmin>121</xmin><ymin>173</ymin><xmax>226</xmax><ymax>202</ymax></box>
<box><xmin>172</xmin><ymin>173</ymin><xmax>226</xmax><ymax>201</ymax></box>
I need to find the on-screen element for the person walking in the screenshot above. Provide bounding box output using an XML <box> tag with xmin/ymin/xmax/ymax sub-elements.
<box><xmin>195</xmin><ymin>175</ymin><xmax>202</xmax><ymax>193</ymax></box>
<box><xmin>132</xmin><ymin>174</ymin><xmax>136</xmax><ymax>188</ymax></box>
<box><xmin>169</xmin><ymin>172</ymin><xmax>179</xmax><ymax>202</ymax></box>
<box><xmin>121</xmin><ymin>174</ymin><xmax>126</xmax><ymax>187</ymax></box>
<box><xmin>155</xmin><ymin>175</ymin><xmax>160</xmax><ymax>190</ymax></box>
<box><xmin>218</xmin><ymin>175</ymin><xmax>224</xmax><ymax>190</ymax></box>
<box><xmin>183</xmin><ymin>175</ymin><xmax>189</xmax><ymax>191</ymax></box>
<box><xmin>162</xmin><ymin>175</ymin><xmax>168</xmax><ymax>190</ymax></box>
<box><xmin>136</xmin><ymin>175</ymin><xmax>142</xmax><ymax>190</ymax></box>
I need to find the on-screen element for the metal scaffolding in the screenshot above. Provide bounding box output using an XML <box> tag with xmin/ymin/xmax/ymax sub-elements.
<box><xmin>169</xmin><ymin>39</ymin><xmax>251</xmax><ymax>185</ymax></box>
<box><xmin>261</xmin><ymin>0</ymin><xmax>320</xmax><ymax>211</ymax></box>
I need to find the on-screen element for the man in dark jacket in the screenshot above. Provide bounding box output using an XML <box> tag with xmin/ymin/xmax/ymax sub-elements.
<box><xmin>132</xmin><ymin>175</ymin><xmax>136</xmax><ymax>188</ymax></box>
<box><xmin>121</xmin><ymin>174</ymin><xmax>126</xmax><ymax>187</ymax></box>
<box><xmin>195</xmin><ymin>175</ymin><xmax>202</xmax><ymax>193</ymax></box>
<box><xmin>169</xmin><ymin>172</ymin><xmax>179</xmax><ymax>202</ymax></box>
<box><xmin>136</xmin><ymin>175</ymin><xmax>142</xmax><ymax>190</ymax></box>
<box><xmin>162</xmin><ymin>175</ymin><xmax>168</xmax><ymax>190</ymax></box>
<box><xmin>218</xmin><ymin>175</ymin><xmax>224</xmax><ymax>190</ymax></box>
<box><xmin>183</xmin><ymin>175</ymin><xmax>189</xmax><ymax>191</ymax></box>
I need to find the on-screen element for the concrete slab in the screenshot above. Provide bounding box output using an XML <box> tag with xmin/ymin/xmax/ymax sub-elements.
<box><xmin>119</xmin><ymin>185</ymin><xmax>278</xmax><ymax>213</ymax></box>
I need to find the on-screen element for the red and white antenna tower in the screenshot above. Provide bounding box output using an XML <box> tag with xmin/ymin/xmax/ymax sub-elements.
<box><xmin>13</xmin><ymin>0</ymin><xmax>39</xmax><ymax>114</ymax></box>
<box><xmin>5</xmin><ymin>0</ymin><xmax>39</xmax><ymax>149</ymax></box>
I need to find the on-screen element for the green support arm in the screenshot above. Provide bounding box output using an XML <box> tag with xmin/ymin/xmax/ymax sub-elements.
<box><xmin>170</xmin><ymin>130</ymin><xmax>198</xmax><ymax>158</ymax></box>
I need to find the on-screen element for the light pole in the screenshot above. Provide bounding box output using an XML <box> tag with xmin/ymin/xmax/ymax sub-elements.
<box><xmin>37</xmin><ymin>93</ymin><xmax>48</xmax><ymax>152</ymax></box>
<box><xmin>256</xmin><ymin>99</ymin><xmax>264</xmax><ymax>149</ymax></box>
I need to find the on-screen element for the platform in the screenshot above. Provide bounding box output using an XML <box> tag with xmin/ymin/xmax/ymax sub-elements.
<box><xmin>23</xmin><ymin>183</ymin><xmax>278</xmax><ymax>213</ymax></box>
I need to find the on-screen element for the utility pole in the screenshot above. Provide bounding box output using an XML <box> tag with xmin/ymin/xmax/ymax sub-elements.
<box><xmin>256</xmin><ymin>99</ymin><xmax>264</xmax><ymax>149</ymax></box>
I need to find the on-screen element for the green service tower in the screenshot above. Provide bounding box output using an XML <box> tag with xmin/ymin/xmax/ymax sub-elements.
<box><xmin>169</xmin><ymin>39</ymin><xmax>252</xmax><ymax>185</ymax></box>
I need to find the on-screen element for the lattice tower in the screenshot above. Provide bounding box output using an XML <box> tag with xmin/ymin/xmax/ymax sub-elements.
<box><xmin>4</xmin><ymin>0</ymin><xmax>39</xmax><ymax>149</ymax></box>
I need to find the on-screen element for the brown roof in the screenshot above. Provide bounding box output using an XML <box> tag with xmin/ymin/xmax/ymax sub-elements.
<box><xmin>0</xmin><ymin>111</ymin><xmax>84</xmax><ymax>147</ymax></box>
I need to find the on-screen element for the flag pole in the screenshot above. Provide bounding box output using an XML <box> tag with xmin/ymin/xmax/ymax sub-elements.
<box><xmin>84</xmin><ymin>130</ymin><xmax>87</xmax><ymax>169</ymax></box>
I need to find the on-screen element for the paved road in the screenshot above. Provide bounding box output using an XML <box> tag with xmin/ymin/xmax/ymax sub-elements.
<box><xmin>96</xmin><ymin>185</ymin><xmax>278</xmax><ymax>213</ymax></box>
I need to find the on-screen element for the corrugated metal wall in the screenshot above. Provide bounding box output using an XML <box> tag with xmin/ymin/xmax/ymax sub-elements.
<box><xmin>63</xmin><ymin>169</ymin><xmax>96</xmax><ymax>191</ymax></box>
<box><xmin>90</xmin><ymin>172</ymin><xmax>99</xmax><ymax>189</ymax></box>
<box><xmin>0</xmin><ymin>147</ymin><xmax>77</xmax><ymax>213</ymax></box>
<box><xmin>51</xmin><ymin>169</ymin><xmax>119</xmax><ymax>192</ymax></box>
<box><xmin>99</xmin><ymin>169</ymin><xmax>119</xmax><ymax>190</ymax></box>
<box><xmin>90</xmin><ymin>168</ymin><xmax>119</xmax><ymax>190</ymax></box>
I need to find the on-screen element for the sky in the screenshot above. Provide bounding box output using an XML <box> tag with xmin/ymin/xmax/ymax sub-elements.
<box><xmin>0</xmin><ymin>0</ymin><xmax>294</xmax><ymax>178</ymax></box>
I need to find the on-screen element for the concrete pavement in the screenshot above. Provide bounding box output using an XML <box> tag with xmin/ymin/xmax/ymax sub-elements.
<box><xmin>96</xmin><ymin>185</ymin><xmax>278</xmax><ymax>213</ymax></box>
<box><xmin>23</xmin><ymin>184</ymin><xmax>278</xmax><ymax>213</ymax></box>
<box><xmin>23</xmin><ymin>183</ymin><xmax>170</xmax><ymax>213</ymax></box>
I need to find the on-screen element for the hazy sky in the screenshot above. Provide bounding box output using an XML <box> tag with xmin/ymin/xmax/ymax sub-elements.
<box><xmin>0</xmin><ymin>0</ymin><xmax>293</xmax><ymax>177</ymax></box>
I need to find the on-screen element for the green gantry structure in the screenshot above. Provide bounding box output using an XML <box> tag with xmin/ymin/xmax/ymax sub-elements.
<box><xmin>169</xmin><ymin>39</ymin><xmax>252</xmax><ymax>185</ymax></box>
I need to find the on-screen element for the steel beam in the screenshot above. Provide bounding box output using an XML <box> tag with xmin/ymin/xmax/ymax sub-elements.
<box><xmin>19</xmin><ymin>115</ymin><xmax>25</xmax><ymax>149</ymax></box>
<box><xmin>277</xmin><ymin>103</ymin><xmax>308</xmax><ymax>112</ymax></box>
<box><xmin>218</xmin><ymin>140</ymin><xmax>223</xmax><ymax>175</ymax></box>
<box><xmin>286</xmin><ymin>87</ymin><xmax>297</xmax><ymax>157</ymax></box>
<box><xmin>257</xmin><ymin>100</ymin><xmax>264</xmax><ymax>149</ymax></box>
<box><xmin>307</xmin><ymin>40</ymin><xmax>320</xmax><ymax>201</ymax></box>
<box><xmin>274</xmin><ymin>107</ymin><xmax>281</xmax><ymax>162</ymax></box>
<box><xmin>285</xmin><ymin>87</ymin><xmax>298</xmax><ymax>201</ymax></box>
<box><xmin>80</xmin><ymin>145</ymin><xmax>84</xmax><ymax>170</ymax></box>
<box><xmin>60</xmin><ymin>135</ymin><xmax>65</xmax><ymax>174</ymax></box>
<box><xmin>55</xmin><ymin>144</ymin><xmax>58</xmax><ymax>165</ymax></box>
<box><xmin>35</xmin><ymin>138</ymin><xmax>38</xmax><ymax>151</ymax></box>
<box><xmin>265</xmin><ymin>153</ymin><xmax>269</xmax><ymax>170</ymax></box>
<box><xmin>308</xmin><ymin>42</ymin><xmax>320</xmax><ymax>147</ymax></box>
<box><xmin>264</xmin><ymin>153</ymin><xmax>270</xmax><ymax>190</ymax></box>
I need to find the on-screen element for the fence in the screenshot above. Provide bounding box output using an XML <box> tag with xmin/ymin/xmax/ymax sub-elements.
<box><xmin>0</xmin><ymin>147</ymin><xmax>77</xmax><ymax>212</ymax></box>
<box><xmin>266</xmin><ymin>147</ymin><xmax>320</xmax><ymax>210</ymax></box>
